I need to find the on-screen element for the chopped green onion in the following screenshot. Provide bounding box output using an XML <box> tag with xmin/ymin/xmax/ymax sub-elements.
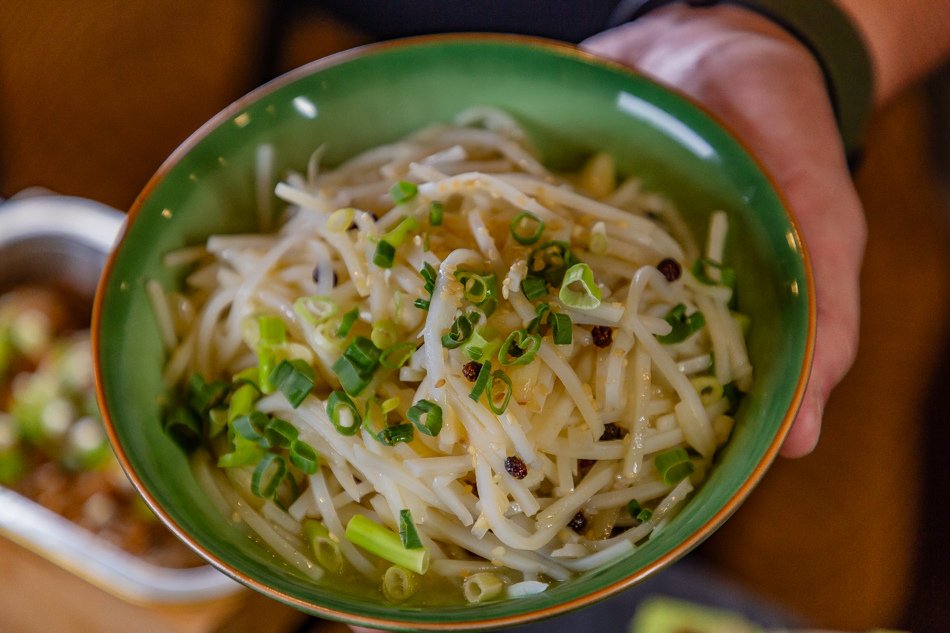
<box><xmin>264</xmin><ymin>417</ymin><xmax>298</xmax><ymax>448</ymax></box>
<box><xmin>559</xmin><ymin>263</ymin><xmax>602</xmax><ymax>310</ymax></box>
<box><xmin>654</xmin><ymin>447</ymin><xmax>695</xmax><ymax>485</ymax></box>
<box><xmin>380</xmin><ymin>342</ymin><xmax>415</xmax><ymax>369</ymax></box>
<box><xmin>373</xmin><ymin>240</ymin><xmax>396</xmax><ymax>268</ymax></box>
<box><xmin>382</xmin><ymin>216</ymin><xmax>420</xmax><ymax>247</ymax></box>
<box><xmin>232</xmin><ymin>411</ymin><xmax>269</xmax><ymax>446</ymax></box>
<box><xmin>488</xmin><ymin>370</ymin><xmax>513</xmax><ymax>415</ymax></box>
<box><xmin>228</xmin><ymin>383</ymin><xmax>261</xmax><ymax>422</ymax></box>
<box><xmin>233</xmin><ymin>366</ymin><xmax>259</xmax><ymax>388</ymax></box>
<box><xmin>526</xmin><ymin>303</ymin><xmax>550</xmax><ymax>334</ymax></box>
<box><xmin>207</xmin><ymin>408</ymin><xmax>228</xmax><ymax>438</ymax></box>
<box><xmin>269</xmin><ymin>359</ymin><xmax>315</xmax><ymax>408</ymax></box>
<box><xmin>331</xmin><ymin>355</ymin><xmax>372</xmax><ymax>395</ymax></box>
<box><xmin>337</xmin><ymin>307</ymin><xmax>359</xmax><ymax>338</ymax></box>
<box><xmin>463</xmin><ymin>572</ymin><xmax>504</xmax><ymax>604</ymax></box>
<box><xmin>217</xmin><ymin>434</ymin><xmax>266</xmax><ymax>468</ymax></box>
<box><xmin>187</xmin><ymin>373</ymin><xmax>229</xmax><ymax>414</ymax></box>
<box><xmin>251</xmin><ymin>453</ymin><xmax>286</xmax><ymax>498</ymax></box>
<box><xmin>257</xmin><ymin>346</ymin><xmax>278</xmax><ymax>395</ymax></box>
<box><xmin>509</xmin><ymin>211</ymin><xmax>545</xmax><ymax>245</ymax></box>
<box><xmin>455</xmin><ymin>270</ymin><xmax>498</xmax><ymax>316</ymax></box>
<box><xmin>161</xmin><ymin>404</ymin><xmax>202</xmax><ymax>453</ymax></box>
<box><xmin>407</xmin><ymin>400</ymin><xmax>442</xmax><ymax>437</ymax></box>
<box><xmin>377</xmin><ymin>423</ymin><xmax>414</xmax><ymax>446</ymax></box>
<box><xmin>521</xmin><ymin>275</ymin><xmax>547</xmax><ymax>301</ymax></box>
<box><xmin>589</xmin><ymin>221</ymin><xmax>608</xmax><ymax>255</ymax></box>
<box><xmin>692</xmin><ymin>257</ymin><xmax>737</xmax><ymax>288</ymax></box>
<box><xmin>528</xmin><ymin>241</ymin><xmax>579</xmax><ymax>286</ymax></box>
<box><xmin>326</xmin><ymin>390</ymin><xmax>361</xmax><ymax>436</ymax></box>
<box><xmin>326</xmin><ymin>207</ymin><xmax>356</xmax><ymax>232</ymax></box>
<box><xmin>289</xmin><ymin>439</ymin><xmax>319</xmax><ymax>474</ymax></box>
<box><xmin>343</xmin><ymin>336</ymin><xmax>381</xmax><ymax>373</ymax></box>
<box><xmin>389</xmin><ymin>180</ymin><xmax>418</xmax><ymax>204</ymax></box>
<box><xmin>382</xmin><ymin>565</ymin><xmax>418</xmax><ymax>603</ymax></box>
<box><xmin>656</xmin><ymin>304</ymin><xmax>706</xmax><ymax>344</ymax></box>
<box><xmin>441</xmin><ymin>312</ymin><xmax>479</xmax><ymax>349</ymax></box>
<box><xmin>294</xmin><ymin>296</ymin><xmax>338</xmax><ymax>326</ymax></box>
<box><xmin>416</xmin><ymin>262</ymin><xmax>437</xmax><ymax>311</ymax></box>
<box><xmin>469</xmin><ymin>360</ymin><xmax>492</xmax><ymax>401</ymax></box>
<box><xmin>462</xmin><ymin>326</ymin><xmax>499</xmax><ymax>362</ymax></box>
<box><xmin>381</xmin><ymin>397</ymin><xmax>401</xmax><ymax>414</ymax></box>
<box><xmin>723</xmin><ymin>381</ymin><xmax>742</xmax><ymax>414</ymax></box>
<box><xmin>690</xmin><ymin>375</ymin><xmax>724</xmax><ymax>406</ymax></box>
<box><xmin>344</xmin><ymin>514</ymin><xmax>429</xmax><ymax>574</ymax></box>
<box><xmin>258</xmin><ymin>315</ymin><xmax>286</xmax><ymax>347</ymax></box>
<box><xmin>304</xmin><ymin>520</ymin><xmax>344</xmax><ymax>573</ymax></box>
<box><xmin>498</xmin><ymin>329</ymin><xmax>541</xmax><ymax>366</ymax></box>
<box><xmin>549</xmin><ymin>312</ymin><xmax>573</xmax><ymax>345</ymax></box>
<box><xmin>398</xmin><ymin>509</ymin><xmax>424</xmax><ymax>549</ymax></box>
<box><xmin>429</xmin><ymin>201</ymin><xmax>444</xmax><ymax>226</ymax></box>
<box><xmin>627</xmin><ymin>499</ymin><xmax>653</xmax><ymax>523</ymax></box>
<box><xmin>371</xmin><ymin>319</ymin><xmax>399</xmax><ymax>350</ymax></box>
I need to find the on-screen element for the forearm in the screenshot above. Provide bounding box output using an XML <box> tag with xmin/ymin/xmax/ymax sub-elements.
<box><xmin>836</xmin><ymin>0</ymin><xmax>950</xmax><ymax>104</ymax></box>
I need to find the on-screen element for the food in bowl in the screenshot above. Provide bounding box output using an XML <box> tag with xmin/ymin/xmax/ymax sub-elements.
<box><xmin>151</xmin><ymin>107</ymin><xmax>752</xmax><ymax>604</ymax></box>
<box><xmin>0</xmin><ymin>284</ymin><xmax>204</xmax><ymax>568</ymax></box>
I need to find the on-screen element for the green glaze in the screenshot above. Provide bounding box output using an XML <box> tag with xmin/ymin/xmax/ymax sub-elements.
<box><xmin>95</xmin><ymin>36</ymin><xmax>813</xmax><ymax>630</ymax></box>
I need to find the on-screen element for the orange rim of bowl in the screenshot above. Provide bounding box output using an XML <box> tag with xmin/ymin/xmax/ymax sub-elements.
<box><xmin>93</xmin><ymin>32</ymin><xmax>816</xmax><ymax>631</ymax></box>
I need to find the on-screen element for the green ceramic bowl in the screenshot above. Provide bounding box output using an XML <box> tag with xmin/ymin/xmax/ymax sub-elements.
<box><xmin>94</xmin><ymin>35</ymin><xmax>814</xmax><ymax>631</ymax></box>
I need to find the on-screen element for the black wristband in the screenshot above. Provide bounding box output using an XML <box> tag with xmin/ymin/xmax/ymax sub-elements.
<box><xmin>609</xmin><ymin>0</ymin><xmax>874</xmax><ymax>165</ymax></box>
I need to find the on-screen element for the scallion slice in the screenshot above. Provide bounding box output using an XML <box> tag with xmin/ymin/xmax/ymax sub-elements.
<box><xmin>161</xmin><ymin>405</ymin><xmax>202</xmax><ymax>453</ymax></box>
<box><xmin>526</xmin><ymin>303</ymin><xmax>550</xmax><ymax>335</ymax></box>
<box><xmin>373</xmin><ymin>240</ymin><xmax>397</xmax><ymax>268</ymax></box>
<box><xmin>257</xmin><ymin>315</ymin><xmax>286</xmax><ymax>347</ymax></box>
<box><xmin>269</xmin><ymin>359</ymin><xmax>315</xmax><ymax>408</ymax></box>
<box><xmin>509</xmin><ymin>211</ymin><xmax>545</xmax><ymax>245</ymax></box>
<box><xmin>326</xmin><ymin>390</ymin><xmax>361</xmax><ymax>436</ymax></box>
<box><xmin>488</xmin><ymin>370</ymin><xmax>513</xmax><ymax>415</ymax></box>
<box><xmin>549</xmin><ymin>312</ymin><xmax>573</xmax><ymax>345</ymax></box>
<box><xmin>377</xmin><ymin>423</ymin><xmax>414</xmax><ymax>446</ymax></box>
<box><xmin>455</xmin><ymin>270</ymin><xmax>498</xmax><ymax>316</ymax></box>
<box><xmin>521</xmin><ymin>275</ymin><xmax>547</xmax><ymax>301</ymax></box>
<box><xmin>232</xmin><ymin>411</ymin><xmax>269</xmax><ymax>446</ymax></box>
<box><xmin>228</xmin><ymin>383</ymin><xmax>258</xmax><ymax>422</ymax></box>
<box><xmin>289</xmin><ymin>439</ymin><xmax>319</xmax><ymax>474</ymax></box>
<box><xmin>398</xmin><ymin>509</ymin><xmax>423</xmax><ymax>549</ymax></box>
<box><xmin>441</xmin><ymin>312</ymin><xmax>479</xmax><ymax>349</ymax></box>
<box><xmin>692</xmin><ymin>257</ymin><xmax>737</xmax><ymax>288</ymax></box>
<box><xmin>407</xmin><ymin>400</ymin><xmax>442</xmax><ymax>437</ymax></box>
<box><xmin>469</xmin><ymin>360</ymin><xmax>492</xmax><ymax>401</ymax></box>
<box><xmin>344</xmin><ymin>514</ymin><xmax>429</xmax><ymax>574</ymax></box>
<box><xmin>382</xmin><ymin>216</ymin><xmax>420</xmax><ymax>247</ymax></box>
<box><xmin>389</xmin><ymin>180</ymin><xmax>418</xmax><ymax>204</ymax></box>
<box><xmin>294</xmin><ymin>295</ymin><xmax>338</xmax><ymax>326</ymax></box>
<box><xmin>380</xmin><ymin>342</ymin><xmax>415</xmax><ymax>369</ymax></box>
<box><xmin>654</xmin><ymin>447</ymin><xmax>695</xmax><ymax>485</ymax></box>
<box><xmin>559</xmin><ymin>263</ymin><xmax>602</xmax><ymax>310</ymax></box>
<box><xmin>528</xmin><ymin>241</ymin><xmax>579</xmax><ymax>286</ymax></box>
<box><xmin>263</xmin><ymin>417</ymin><xmax>298</xmax><ymax>448</ymax></box>
<box><xmin>498</xmin><ymin>329</ymin><xmax>541</xmax><ymax>366</ymax></box>
<box><xmin>462</xmin><ymin>326</ymin><xmax>499</xmax><ymax>362</ymax></box>
<box><xmin>344</xmin><ymin>336</ymin><xmax>382</xmax><ymax>373</ymax></box>
<box><xmin>251</xmin><ymin>453</ymin><xmax>286</xmax><ymax>498</ymax></box>
<box><xmin>217</xmin><ymin>434</ymin><xmax>266</xmax><ymax>468</ymax></box>
<box><xmin>656</xmin><ymin>304</ymin><xmax>706</xmax><ymax>344</ymax></box>
<box><xmin>337</xmin><ymin>307</ymin><xmax>359</xmax><ymax>337</ymax></box>
<box><xmin>371</xmin><ymin>319</ymin><xmax>399</xmax><ymax>350</ymax></box>
<box><xmin>429</xmin><ymin>201</ymin><xmax>444</xmax><ymax>226</ymax></box>
<box><xmin>304</xmin><ymin>520</ymin><xmax>344</xmax><ymax>573</ymax></box>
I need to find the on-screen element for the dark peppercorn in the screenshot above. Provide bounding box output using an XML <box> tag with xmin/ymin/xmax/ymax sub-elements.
<box><xmin>462</xmin><ymin>361</ymin><xmax>482</xmax><ymax>382</ymax></box>
<box><xmin>568</xmin><ymin>512</ymin><xmax>587</xmax><ymax>533</ymax></box>
<box><xmin>599</xmin><ymin>422</ymin><xmax>623</xmax><ymax>441</ymax></box>
<box><xmin>591</xmin><ymin>325</ymin><xmax>613</xmax><ymax>348</ymax></box>
<box><xmin>504</xmin><ymin>455</ymin><xmax>528</xmax><ymax>479</ymax></box>
<box><xmin>656</xmin><ymin>258</ymin><xmax>681</xmax><ymax>282</ymax></box>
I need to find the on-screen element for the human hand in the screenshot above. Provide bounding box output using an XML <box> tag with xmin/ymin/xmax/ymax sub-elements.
<box><xmin>584</xmin><ymin>4</ymin><xmax>866</xmax><ymax>457</ymax></box>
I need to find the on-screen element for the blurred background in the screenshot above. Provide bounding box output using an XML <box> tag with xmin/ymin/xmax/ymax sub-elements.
<box><xmin>1</xmin><ymin>1</ymin><xmax>948</xmax><ymax>632</ymax></box>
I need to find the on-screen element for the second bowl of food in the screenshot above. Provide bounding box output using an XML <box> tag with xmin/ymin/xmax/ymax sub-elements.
<box><xmin>94</xmin><ymin>35</ymin><xmax>814</xmax><ymax>631</ymax></box>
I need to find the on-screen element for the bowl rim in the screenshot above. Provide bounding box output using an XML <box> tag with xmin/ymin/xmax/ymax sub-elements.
<box><xmin>93</xmin><ymin>32</ymin><xmax>816</xmax><ymax>631</ymax></box>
